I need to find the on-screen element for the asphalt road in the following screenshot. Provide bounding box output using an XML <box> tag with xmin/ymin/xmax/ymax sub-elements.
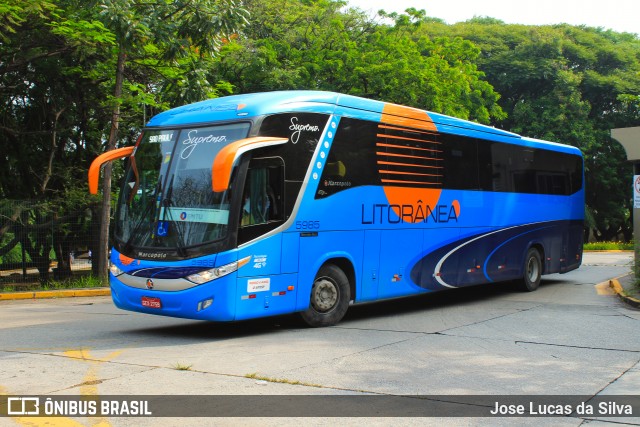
<box><xmin>0</xmin><ymin>252</ymin><xmax>638</xmax><ymax>426</ymax></box>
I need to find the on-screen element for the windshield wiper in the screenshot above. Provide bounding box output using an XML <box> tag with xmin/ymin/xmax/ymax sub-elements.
<box><xmin>123</xmin><ymin>177</ymin><xmax>162</xmax><ymax>253</ymax></box>
<box><xmin>161</xmin><ymin>176</ymin><xmax>188</xmax><ymax>257</ymax></box>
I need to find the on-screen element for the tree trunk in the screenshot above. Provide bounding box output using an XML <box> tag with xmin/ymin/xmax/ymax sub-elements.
<box><xmin>90</xmin><ymin>204</ymin><xmax>100</xmax><ymax>277</ymax></box>
<box><xmin>97</xmin><ymin>48</ymin><xmax>127</xmax><ymax>283</ymax></box>
<box><xmin>52</xmin><ymin>229</ymin><xmax>72</xmax><ymax>281</ymax></box>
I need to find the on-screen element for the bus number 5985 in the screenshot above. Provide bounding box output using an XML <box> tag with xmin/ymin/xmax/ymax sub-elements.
<box><xmin>296</xmin><ymin>220</ymin><xmax>320</xmax><ymax>230</ymax></box>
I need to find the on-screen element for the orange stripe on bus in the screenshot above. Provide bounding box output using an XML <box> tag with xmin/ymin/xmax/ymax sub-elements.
<box><xmin>377</xmin><ymin>133</ymin><xmax>441</xmax><ymax>145</ymax></box>
<box><xmin>376</xmin><ymin>143</ymin><xmax>442</xmax><ymax>153</ymax></box>
<box><xmin>382</xmin><ymin>186</ymin><xmax>443</xmax><ymax>223</ymax></box>
<box><xmin>377</xmin><ymin>152</ymin><xmax>442</xmax><ymax>162</ymax></box>
<box><xmin>380</xmin><ymin>104</ymin><xmax>438</xmax><ymax>132</ymax></box>
<box><xmin>381</xmin><ymin>179</ymin><xmax>441</xmax><ymax>185</ymax></box>
<box><xmin>378</xmin><ymin>124</ymin><xmax>438</xmax><ymax>136</ymax></box>
<box><xmin>379</xmin><ymin>170</ymin><xmax>442</xmax><ymax>177</ymax></box>
<box><xmin>377</xmin><ymin>160</ymin><xmax>444</xmax><ymax>169</ymax></box>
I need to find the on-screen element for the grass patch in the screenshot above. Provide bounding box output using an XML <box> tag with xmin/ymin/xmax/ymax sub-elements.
<box><xmin>0</xmin><ymin>274</ymin><xmax>106</xmax><ymax>293</ymax></box>
<box><xmin>583</xmin><ymin>241</ymin><xmax>633</xmax><ymax>251</ymax></box>
<box><xmin>172</xmin><ymin>363</ymin><xmax>193</xmax><ymax>371</ymax></box>
<box><xmin>41</xmin><ymin>275</ymin><xmax>105</xmax><ymax>291</ymax></box>
<box><xmin>244</xmin><ymin>372</ymin><xmax>322</xmax><ymax>388</ymax></box>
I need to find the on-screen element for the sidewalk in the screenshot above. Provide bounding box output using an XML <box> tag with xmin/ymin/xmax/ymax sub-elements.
<box><xmin>0</xmin><ymin>287</ymin><xmax>110</xmax><ymax>301</ymax></box>
<box><xmin>610</xmin><ymin>273</ymin><xmax>640</xmax><ymax>309</ymax></box>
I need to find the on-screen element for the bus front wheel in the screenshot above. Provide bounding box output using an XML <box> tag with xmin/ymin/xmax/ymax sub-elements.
<box><xmin>519</xmin><ymin>247</ymin><xmax>542</xmax><ymax>292</ymax></box>
<box><xmin>300</xmin><ymin>264</ymin><xmax>350</xmax><ymax>327</ymax></box>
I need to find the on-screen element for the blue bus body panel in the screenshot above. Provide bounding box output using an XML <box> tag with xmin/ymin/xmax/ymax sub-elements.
<box><xmin>110</xmin><ymin>234</ymin><xmax>303</xmax><ymax>321</ymax></box>
<box><xmin>295</xmin><ymin>181</ymin><xmax>584</xmax><ymax>301</ymax></box>
<box><xmin>235</xmin><ymin>233</ymin><xmax>300</xmax><ymax>320</ymax></box>
<box><xmin>109</xmin><ymin>249</ymin><xmax>238</xmax><ymax>321</ymax></box>
<box><xmin>110</xmin><ymin>91</ymin><xmax>584</xmax><ymax>322</ymax></box>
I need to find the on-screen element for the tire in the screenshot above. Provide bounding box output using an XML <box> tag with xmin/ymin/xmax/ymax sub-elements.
<box><xmin>519</xmin><ymin>247</ymin><xmax>542</xmax><ymax>292</ymax></box>
<box><xmin>299</xmin><ymin>264</ymin><xmax>350</xmax><ymax>327</ymax></box>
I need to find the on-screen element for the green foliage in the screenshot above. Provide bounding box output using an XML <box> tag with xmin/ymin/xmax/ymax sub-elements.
<box><xmin>1</xmin><ymin>0</ymin><xmax>638</xmax><ymax>246</ymax></box>
<box><xmin>420</xmin><ymin>19</ymin><xmax>640</xmax><ymax>241</ymax></box>
<box><xmin>93</xmin><ymin>0</ymin><xmax>250</xmax><ymax>109</ymax></box>
<box><xmin>0</xmin><ymin>244</ymin><xmax>27</xmax><ymax>265</ymax></box>
<box><xmin>49</xmin><ymin>17</ymin><xmax>115</xmax><ymax>47</ymax></box>
<box><xmin>0</xmin><ymin>0</ymin><xmax>250</xmax><ymax>279</ymax></box>
<box><xmin>0</xmin><ymin>0</ymin><xmax>56</xmax><ymax>42</ymax></box>
<box><xmin>212</xmin><ymin>0</ymin><xmax>505</xmax><ymax>123</ymax></box>
<box><xmin>42</xmin><ymin>275</ymin><xmax>104</xmax><ymax>290</ymax></box>
<box><xmin>583</xmin><ymin>241</ymin><xmax>634</xmax><ymax>251</ymax></box>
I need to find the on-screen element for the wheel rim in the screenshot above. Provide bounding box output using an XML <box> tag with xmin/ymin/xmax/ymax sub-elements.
<box><xmin>311</xmin><ymin>277</ymin><xmax>339</xmax><ymax>313</ymax></box>
<box><xmin>527</xmin><ymin>256</ymin><xmax>539</xmax><ymax>282</ymax></box>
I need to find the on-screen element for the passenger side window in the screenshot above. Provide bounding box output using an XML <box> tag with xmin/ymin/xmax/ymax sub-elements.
<box><xmin>316</xmin><ymin>118</ymin><xmax>379</xmax><ymax>199</ymax></box>
<box><xmin>238</xmin><ymin>157</ymin><xmax>285</xmax><ymax>244</ymax></box>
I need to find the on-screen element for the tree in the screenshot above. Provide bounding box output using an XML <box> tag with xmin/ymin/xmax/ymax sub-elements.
<box><xmin>92</xmin><ymin>0</ymin><xmax>249</xmax><ymax>281</ymax></box>
<box><xmin>420</xmin><ymin>19</ymin><xmax>640</xmax><ymax>240</ymax></box>
<box><xmin>0</xmin><ymin>0</ymin><xmax>249</xmax><ymax>281</ymax></box>
<box><xmin>211</xmin><ymin>0</ymin><xmax>505</xmax><ymax>124</ymax></box>
<box><xmin>0</xmin><ymin>0</ymin><xmax>115</xmax><ymax>281</ymax></box>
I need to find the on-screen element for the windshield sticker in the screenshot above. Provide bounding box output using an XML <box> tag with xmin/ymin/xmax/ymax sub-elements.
<box><xmin>180</xmin><ymin>129</ymin><xmax>227</xmax><ymax>159</ymax></box>
<box><xmin>161</xmin><ymin>207</ymin><xmax>229</xmax><ymax>224</ymax></box>
<box><xmin>289</xmin><ymin>117</ymin><xmax>320</xmax><ymax>144</ymax></box>
<box><xmin>156</xmin><ymin>221</ymin><xmax>169</xmax><ymax>237</ymax></box>
<box><xmin>149</xmin><ymin>133</ymin><xmax>174</xmax><ymax>143</ymax></box>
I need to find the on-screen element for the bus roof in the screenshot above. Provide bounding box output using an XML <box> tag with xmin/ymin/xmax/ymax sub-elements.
<box><xmin>146</xmin><ymin>91</ymin><xmax>579</xmax><ymax>155</ymax></box>
<box><xmin>148</xmin><ymin>91</ymin><xmax>515</xmax><ymax>135</ymax></box>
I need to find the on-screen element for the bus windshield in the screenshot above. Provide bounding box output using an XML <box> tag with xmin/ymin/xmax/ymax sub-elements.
<box><xmin>115</xmin><ymin>122</ymin><xmax>251</xmax><ymax>252</ymax></box>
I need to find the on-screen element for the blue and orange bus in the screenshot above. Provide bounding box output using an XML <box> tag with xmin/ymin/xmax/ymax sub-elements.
<box><xmin>89</xmin><ymin>91</ymin><xmax>584</xmax><ymax>326</ymax></box>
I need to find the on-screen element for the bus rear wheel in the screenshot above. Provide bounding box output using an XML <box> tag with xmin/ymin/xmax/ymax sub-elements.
<box><xmin>519</xmin><ymin>247</ymin><xmax>542</xmax><ymax>292</ymax></box>
<box><xmin>299</xmin><ymin>264</ymin><xmax>350</xmax><ymax>327</ymax></box>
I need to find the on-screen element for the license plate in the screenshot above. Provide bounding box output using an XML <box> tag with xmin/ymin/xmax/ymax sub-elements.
<box><xmin>141</xmin><ymin>296</ymin><xmax>162</xmax><ymax>309</ymax></box>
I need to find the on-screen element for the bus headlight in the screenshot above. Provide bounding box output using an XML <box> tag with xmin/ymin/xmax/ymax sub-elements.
<box><xmin>186</xmin><ymin>256</ymin><xmax>251</xmax><ymax>284</ymax></box>
<box><xmin>109</xmin><ymin>262</ymin><xmax>124</xmax><ymax>277</ymax></box>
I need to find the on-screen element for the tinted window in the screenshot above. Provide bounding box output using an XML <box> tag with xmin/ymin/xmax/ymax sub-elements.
<box><xmin>316</xmin><ymin>118</ymin><xmax>379</xmax><ymax>198</ymax></box>
<box><xmin>258</xmin><ymin>113</ymin><xmax>329</xmax><ymax>181</ymax></box>
<box><xmin>238</xmin><ymin>157</ymin><xmax>285</xmax><ymax>245</ymax></box>
<box><xmin>481</xmin><ymin>142</ymin><xmax>582</xmax><ymax>195</ymax></box>
<box><xmin>441</xmin><ymin>133</ymin><xmax>479</xmax><ymax>190</ymax></box>
<box><xmin>257</xmin><ymin>112</ymin><xmax>330</xmax><ymax>217</ymax></box>
<box><xmin>315</xmin><ymin>117</ymin><xmax>582</xmax><ymax>198</ymax></box>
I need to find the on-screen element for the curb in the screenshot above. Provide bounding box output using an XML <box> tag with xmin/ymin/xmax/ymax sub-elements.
<box><xmin>583</xmin><ymin>250</ymin><xmax>634</xmax><ymax>253</ymax></box>
<box><xmin>609</xmin><ymin>278</ymin><xmax>640</xmax><ymax>309</ymax></box>
<box><xmin>0</xmin><ymin>288</ymin><xmax>111</xmax><ymax>301</ymax></box>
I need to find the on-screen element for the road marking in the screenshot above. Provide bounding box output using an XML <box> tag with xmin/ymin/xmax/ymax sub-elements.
<box><xmin>0</xmin><ymin>349</ymin><xmax>126</xmax><ymax>426</ymax></box>
<box><xmin>0</xmin><ymin>385</ymin><xmax>86</xmax><ymax>427</ymax></box>
<box><xmin>63</xmin><ymin>348</ymin><xmax>123</xmax><ymax>427</ymax></box>
<box><xmin>595</xmin><ymin>282</ymin><xmax>615</xmax><ymax>295</ymax></box>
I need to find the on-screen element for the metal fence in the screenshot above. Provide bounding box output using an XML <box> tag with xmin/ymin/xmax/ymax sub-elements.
<box><xmin>0</xmin><ymin>200</ymin><xmax>102</xmax><ymax>287</ymax></box>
